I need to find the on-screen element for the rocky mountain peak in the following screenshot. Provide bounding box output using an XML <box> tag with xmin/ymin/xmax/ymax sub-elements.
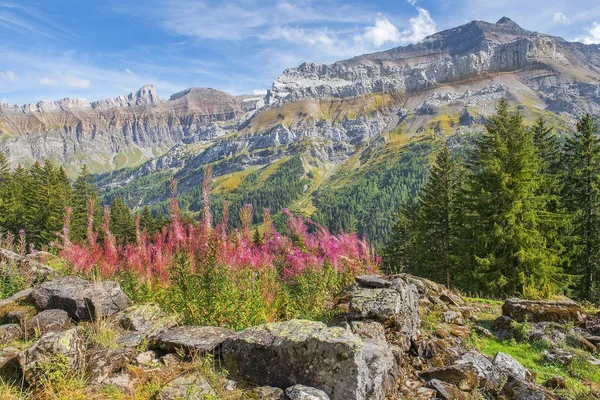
<box><xmin>90</xmin><ymin>85</ymin><xmax>161</xmax><ymax>111</ymax></box>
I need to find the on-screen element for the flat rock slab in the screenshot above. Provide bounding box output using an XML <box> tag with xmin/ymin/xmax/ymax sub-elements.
<box><xmin>221</xmin><ymin>319</ymin><xmax>395</xmax><ymax>400</ymax></box>
<box><xmin>286</xmin><ymin>384</ymin><xmax>330</xmax><ymax>400</ymax></box>
<box><xmin>154</xmin><ymin>325</ymin><xmax>234</xmax><ymax>355</ymax></box>
<box><xmin>355</xmin><ymin>275</ymin><xmax>391</xmax><ymax>289</ymax></box>
<box><xmin>420</xmin><ymin>364</ymin><xmax>480</xmax><ymax>391</ymax></box>
<box><xmin>502</xmin><ymin>298</ymin><xmax>585</xmax><ymax>323</ymax></box>
<box><xmin>0</xmin><ymin>288</ymin><xmax>33</xmax><ymax>308</ymax></box>
<box><xmin>31</xmin><ymin>276</ymin><xmax>131</xmax><ymax>321</ymax></box>
<box><xmin>158</xmin><ymin>372</ymin><xmax>215</xmax><ymax>400</ymax></box>
<box><xmin>116</xmin><ymin>304</ymin><xmax>178</xmax><ymax>337</ymax></box>
<box><xmin>426</xmin><ymin>379</ymin><xmax>470</xmax><ymax>400</ymax></box>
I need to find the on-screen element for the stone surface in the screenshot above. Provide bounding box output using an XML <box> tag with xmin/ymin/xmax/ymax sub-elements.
<box><xmin>86</xmin><ymin>347</ymin><xmax>136</xmax><ymax>383</ymax></box>
<box><xmin>420</xmin><ymin>364</ymin><xmax>480</xmax><ymax>391</ymax></box>
<box><xmin>18</xmin><ymin>327</ymin><xmax>85</xmax><ymax>385</ymax></box>
<box><xmin>103</xmin><ymin>372</ymin><xmax>134</xmax><ymax>393</ymax></box>
<box><xmin>221</xmin><ymin>319</ymin><xmax>395</xmax><ymax>400</ymax></box>
<box><xmin>349</xmin><ymin>321</ymin><xmax>387</xmax><ymax>343</ymax></box>
<box><xmin>286</xmin><ymin>384</ymin><xmax>331</xmax><ymax>400</ymax></box>
<box><xmin>0</xmin><ymin>348</ymin><xmax>20</xmax><ymax>378</ymax></box>
<box><xmin>492</xmin><ymin>352</ymin><xmax>531</xmax><ymax>381</ymax></box>
<box><xmin>245</xmin><ymin>386</ymin><xmax>286</xmax><ymax>400</ymax></box>
<box><xmin>158</xmin><ymin>372</ymin><xmax>215</xmax><ymax>400</ymax></box>
<box><xmin>500</xmin><ymin>377</ymin><xmax>557</xmax><ymax>399</ymax></box>
<box><xmin>456</xmin><ymin>351</ymin><xmax>506</xmax><ymax>391</ymax></box>
<box><xmin>27</xmin><ymin>309</ymin><xmax>70</xmax><ymax>336</ymax></box>
<box><xmin>0</xmin><ymin>288</ymin><xmax>34</xmax><ymax>308</ymax></box>
<box><xmin>133</xmin><ymin>350</ymin><xmax>158</xmax><ymax>366</ymax></box>
<box><xmin>154</xmin><ymin>325</ymin><xmax>234</xmax><ymax>356</ymax></box>
<box><xmin>443</xmin><ymin>311</ymin><xmax>464</xmax><ymax>325</ymax></box>
<box><xmin>0</xmin><ymin>324</ymin><xmax>22</xmax><ymax>345</ymax></box>
<box><xmin>116</xmin><ymin>304</ymin><xmax>177</xmax><ymax>338</ymax></box>
<box><xmin>426</xmin><ymin>379</ymin><xmax>470</xmax><ymax>400</ymax></box>
<box><xmin>502</xmin><ymin>298</ymin><xmax>585</xmax><ymax>323</ymax></box>
<box><xmin>31</xmin><ymin>276</ymin><xmax>131</xmax><ymax>320</ymax></box>
<box><xmin>355</xmin><ymin>275</ymin><xmax>391</xmax><ymax>289</ymax></box>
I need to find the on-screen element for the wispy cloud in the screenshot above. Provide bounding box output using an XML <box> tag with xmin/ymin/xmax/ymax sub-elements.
<box><xmin>552</xmin><ymin>12</ymin><xmax>571</xmax><ymax>25</ymax></box>
<box><xmin>0</xmin><ymin>2</ymin><xmax>75</xmax><ymax>40</ymax></box>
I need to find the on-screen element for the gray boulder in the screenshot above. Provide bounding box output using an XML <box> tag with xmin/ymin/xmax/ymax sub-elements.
<box><xmin>31</xmin><ymin>276</ymin><xmax>131</xmax><ymax>321</ymax></box>
<box><xmin>18</xmin><ymin>327</ymin><xmax>85</xmax><ymax>385</ymax></box>
<box><xmin>221</xmin><ymin>319</ymin><xmax>395</xmax><ymax>400</ymax></box>
<box><xmin>456</xmin><ymin>351</ymin><xmax>506</xmax><ymax>391</ymax></box>
<box><xmin>420</xmin><ymin>364</ymin><xmax>480</xmax><ymax>391</ymax></box>
<box><xmin>426</xmin><ymin>379</ymin><xmax>470</xmax><ymax>400</ymax></box>
<box><xmin>492</xmin><ymin>352</ymin><xmax>531</xmax><ymax>381</ymax></box>
<box><xmin>158</xmin><ymin>372</ymin><xmax>215</xmax><ymax>400</ymax></box>
<box><xmin>502</xmin><ymin>298</ymin><xmax>585</xmax><ymax>323</ymax></box>
<box><xmin>27</xmin><ymin>309</ymin><xmax>70</xmax><ymax>336</ymax></box>
<box><xmin>0</xmin><ymin>324</ymin><xmax>22</xmax><ymax>345</ymax></box>
<box><xmin>0</xmin><ymin>288</ymin><xmax>33</xmax><ymax>308</ymax></box>
<box><xmin>116</xmin><ymin>304</ymin><xmax>178</xmax><ymax>338</ymax></box>
<box><xmin>286</xmin><ymin>384</ymin><xmax>330</xmax><ymax>400</ymax></box>
<box><xmin>86</xmin><ymin>347</ymin><xmax>136</xmax><ymax>383</ymax></box>
<box><xmin>246</xmin><ymin>386</ymin><xmax>286</xmax><ymax>399</ymax></box>
<box><xmin>154</xmin><ymin>325</ymin><xmax>234</xmax><ymax>356</ymax></box>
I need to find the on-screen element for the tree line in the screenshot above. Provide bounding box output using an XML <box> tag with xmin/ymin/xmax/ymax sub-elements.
<box><xmin>0</xmin><ymin>161</ymin><xmax>164</xmax><ymax>249</ymax></box>
<box><xmin>385</xmin><ymin>99</ymin><xmax>600</xmax><ymax>301</ymax></box>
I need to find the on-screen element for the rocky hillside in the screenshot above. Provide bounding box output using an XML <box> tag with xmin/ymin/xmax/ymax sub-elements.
<box><xmin>0</xmin><ymin>85</ymin><xmax>261</xmax><ymax>175</ymax></box>
<box><xmin>0</xmin><ymin>249</ymin><xmax>598</xmax><ymax>399</ymax></box>
<box><xmin>2</xmin><ymin>17</ymin><xmax>600</xmax><ymax>244</ymax></box>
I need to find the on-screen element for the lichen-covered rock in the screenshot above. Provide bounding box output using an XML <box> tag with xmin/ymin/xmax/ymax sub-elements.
<box><xmin>0</xmin><ymin>348</ymin><xmax>20</xmax><ymax>379</ymax></box>
<box><xmin>501</xmin><ymin>377</ymin><xmax>557</xmax><ymax>399</ymax></box>
<box><xmin>0</xmin><ymin>288</ymin><xmax>33</xmax><ymax>308</ymax></box>
<box><xmin>86</xmin><ymin>347</ymin><xmax>135</xmax><ymax>383</ymax></box>
<box><xmin>502</xmin><ymin>298</ymin><xmax>585</xmax><ymax>323</ymax></box>
<box><xmin>221</xmin><ymin>319</ymin><xmax>395</xmax><ymax>400</ymax></box>
<box><xmin>443</xmin><ymin>311</ymin><xmax>464</xmax><ymax>325</ymax></box>
<box><xmin>492</xmin><ymin>352</ymin><xmax>531</xmax><ymax>382</ymax></box>
<box><xmin>31</xmin><ymin>276</ymin><xmax>131</xmax><ymax>321</ymax></box>
<box><xmin>0</xmin><ymin>324</ymin><xmax>22</xmax><ymax>345</ymax></box>
<box><xmin>18</xmin><ymin>327</ymin><xmax>85</xmax><ymax>385</ymax></box>
<box><xmin>103</xmin><ymin>372</ymin><xmax>133</xmax><ymax>393</ymax></box>
<box><xmin>27</xmin><ymin>309</ymin><xmax>70</xmax><ymax>336</ymax></box>
<box><xmin>116</xmin><ymin>304</ymin><xmax>178</xmax><ymax>338</ymax></box>
<box><xmin>244</xmin><ymin>386</ymin><xmax>286</xmax><ymax>399</ymax></box>
<box><xmin>154</xmin><ymin>325</ymin><xmax>234</xmax><ymax>356</ymax></box>
<box><xmin>456</xmin><ymin>351</ymin><xmax>506</xmax><ymax>391</ymax></box>
<box><xmin>355</xmin><ymin>275</ymin><xmax>391</xmax><ymax>289</ymax></box>
<box><xmin>158</xmin><ymin>372</ymin><xmax>215</xmax><ymax>400</ymax></box>
<box><xmin>286</xmin><ymin>384</ymin><xmax>330</xmax><ymax>400</ymax></box>
<box><xmin>348</xmin><ymin>276</ymin><xmax>419</xmax><ymax>350</ymax></box>
<box><xmin>420</xmin><ymin>364</ymin><xmax>480</xmax><ymax>391</ymax></box>
<box><xmin>349</xmin><ymin>321</ymin><xmax>386</xmax><ymax>343</ymax></box>
<box><xmin>426</xmin><ymin>379</ymin><xmax>470</xmax><ymax>400</ymax></box>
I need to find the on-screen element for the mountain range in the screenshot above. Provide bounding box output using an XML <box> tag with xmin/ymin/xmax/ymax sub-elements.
<box><xmin>1</xmin><ymin>17</ymin><xmax>599</xmax><ymax>245</ymax></box>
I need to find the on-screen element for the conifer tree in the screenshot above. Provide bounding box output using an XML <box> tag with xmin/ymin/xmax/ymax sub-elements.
<box><xmin>139</xmin><ymin>206</ymin><xmax>156</xmax><ymax>236</ymax></box>
<box><xmin>384</xmin><ymin>196</ymin><xmax>419</xmax><ymax>274</ymax></box>
<box><xmin>461</xmin><ymin>99</ymin><xmax>562</xmax><ymax>297</ymax></box>
<box><xmin>71</xmin><ymin>165</ymin><xmax>102</xmax><ymax>243</ymax></box>
<box><xmin>414</xmin><ymin>146</ymin><xmax>457</xmax><ymax>287</ymax></box>
<box><xmin>109</xmin><ymin>196</ymin><xmax>136</xmax><ymax>245</ymax></box>
<box><xmin>0</xmin><ymin>153</ymin><xmax>11</xmax><ymax>229</ymax></box>
<box><xmin>563</xmin><ymin>114</ymin><xmax>600</xmax><ymax>300</ymax></box>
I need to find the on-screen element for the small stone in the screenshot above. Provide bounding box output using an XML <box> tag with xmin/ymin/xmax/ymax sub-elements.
<box><xmin>544</xmin><ymin>349</ymin><xmax>574</xmax><ymax>366</ymax></box>
<box><xmin>245</xmin><ymin>386</ymin><xmax>285</xmax><ymax>399</ymax></box>
<box><xmin>223</xmin><ymin>378</ymin><xmax>238</xmax><ymax>391</ymax></box>
<box><xmin>443</xmin><ymin>311</ymin><xmax>464</xmax><ymax>325</ymax></box>
<box><xmin>473</xmin><ymin>325</ymin><xmax>493</xmax><ymax>338</ymax></box>
<box><xmin>86</xmin><ymin>347</ymin><xmax>136</xmax><ymax>383</ymax></box>
<box><xmin>158</xmin><ymin>372</ymin><xmax>215</xmax><ymax>400</ymax></box>
<box><xmin>103</xmin><ymin>372</ymin><xmax>133</xmax><ymax>393</ymax></box>
<box><xmin>544</xmin><ymin>376</ymin><xmax>566</xmax><ymax>389</ymax></box>
<box><xmin>133</xmin><ymin>350</ymin><xmax>158</xmax><ymax>366</ymax></box>
<box><xmin>420</xmin><ymin>364</ymin><xmax>480</xmax><ymax>391</ymax></box>
<box><xmin>0</xmin><ymin>324</ymin><xmax>22</xmax><ymax>345</ymax></box>
<box><xmin>160</xmin><ymin>353</ymin><xmax>182</xmax><ymax>368</ymax></box>
<box><xmin>286</xmin><ymin>384</ymin><xmax>330</xmax><ymax>400</ymax></box>
<box><xmin>426</xmin><ymin>379</ymin><xmax>470</xmax><ymax>400</ymax></box>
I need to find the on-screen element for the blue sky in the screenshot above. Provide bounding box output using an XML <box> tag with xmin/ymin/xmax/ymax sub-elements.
<box><xmin>1</xmin><ymin>0</ymin><xmax>599</xmax><ymax>105</ymax></box>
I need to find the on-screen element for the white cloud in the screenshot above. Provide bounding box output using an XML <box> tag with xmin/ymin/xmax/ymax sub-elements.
<box><xmin>407</xmin><ymin>0</ymin><xmax>417</xmax><ymax>5</ymax></box>
<box><xmin>361</xmin><ymin>18</ymin><xmax>403</xmax><ymax>47</ymax></box>
<box><xmin>268</xmin><ymin>26</ymin><xmax>338</xmax><ymax>47</ymax></box>
<box><xmin>356</xmin><ymin>7</ymin><xmax>437</xmax><ymax>48</ymax></box>
<box><xmin>252</xmin><ymin>89</ymin><xmax>267</xmax><ymax>95</ymax></box>
<box><xmin>0</xmin><ymin>70</ymin><xmax>17</xmax><ymax>81</ymax></box>
<box><xmin>60</xmin><ymin>73</ymin><xmax>91</xmax><ymax>89</ymax></box>
<box><xmin>575</xmin><ymin>22</ymin><xmax>600</xmax><ymax>44</ymax></box>
<box><xmin>552</xmin><ymin>12</ymin><xmax>570</xmax><ymax>25</ymax></box>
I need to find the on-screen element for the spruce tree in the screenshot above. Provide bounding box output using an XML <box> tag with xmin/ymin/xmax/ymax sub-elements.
<box><xmin>414</xmin><ymin>146</ymin><xmax>457</xmax><ymax>287</ymax></box>
<box><xmin>384</xmin><ymin>196</ymin><xmax>419</xmax><ymax>274</ymax></box>
<box><xmin>462</xmin><ymin>99</ymin><xmax>562</xmax><ymax>297</ymax></box>
<box><xmin>0</xmin><ymin>153</ymin><xmax>11</xmax><ymax>230</ymax></box>
<box><xmin>109</xmin><ymin>196</ymin><xmax>136</xmax><ymax>245</ymax></box>
<box><xmin>140</xmin><ymin>206</ymin><xmax>156</xmax><ymax>236</ymax></box>
<box><xmin>563</xmin><ymin>114</ymin><xmax>600</xmax><ymax>300</ymax></box>
<box><xmin>71</xmin><ymin>165</ymin><xmax>102</xmax><ymax>243</ymax></box>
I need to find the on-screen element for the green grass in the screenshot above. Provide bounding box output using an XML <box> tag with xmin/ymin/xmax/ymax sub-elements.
<box><xmin>472</xmin><ymin>336</ymin><xmax>600</xmax><ymax>398</ymax></box>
